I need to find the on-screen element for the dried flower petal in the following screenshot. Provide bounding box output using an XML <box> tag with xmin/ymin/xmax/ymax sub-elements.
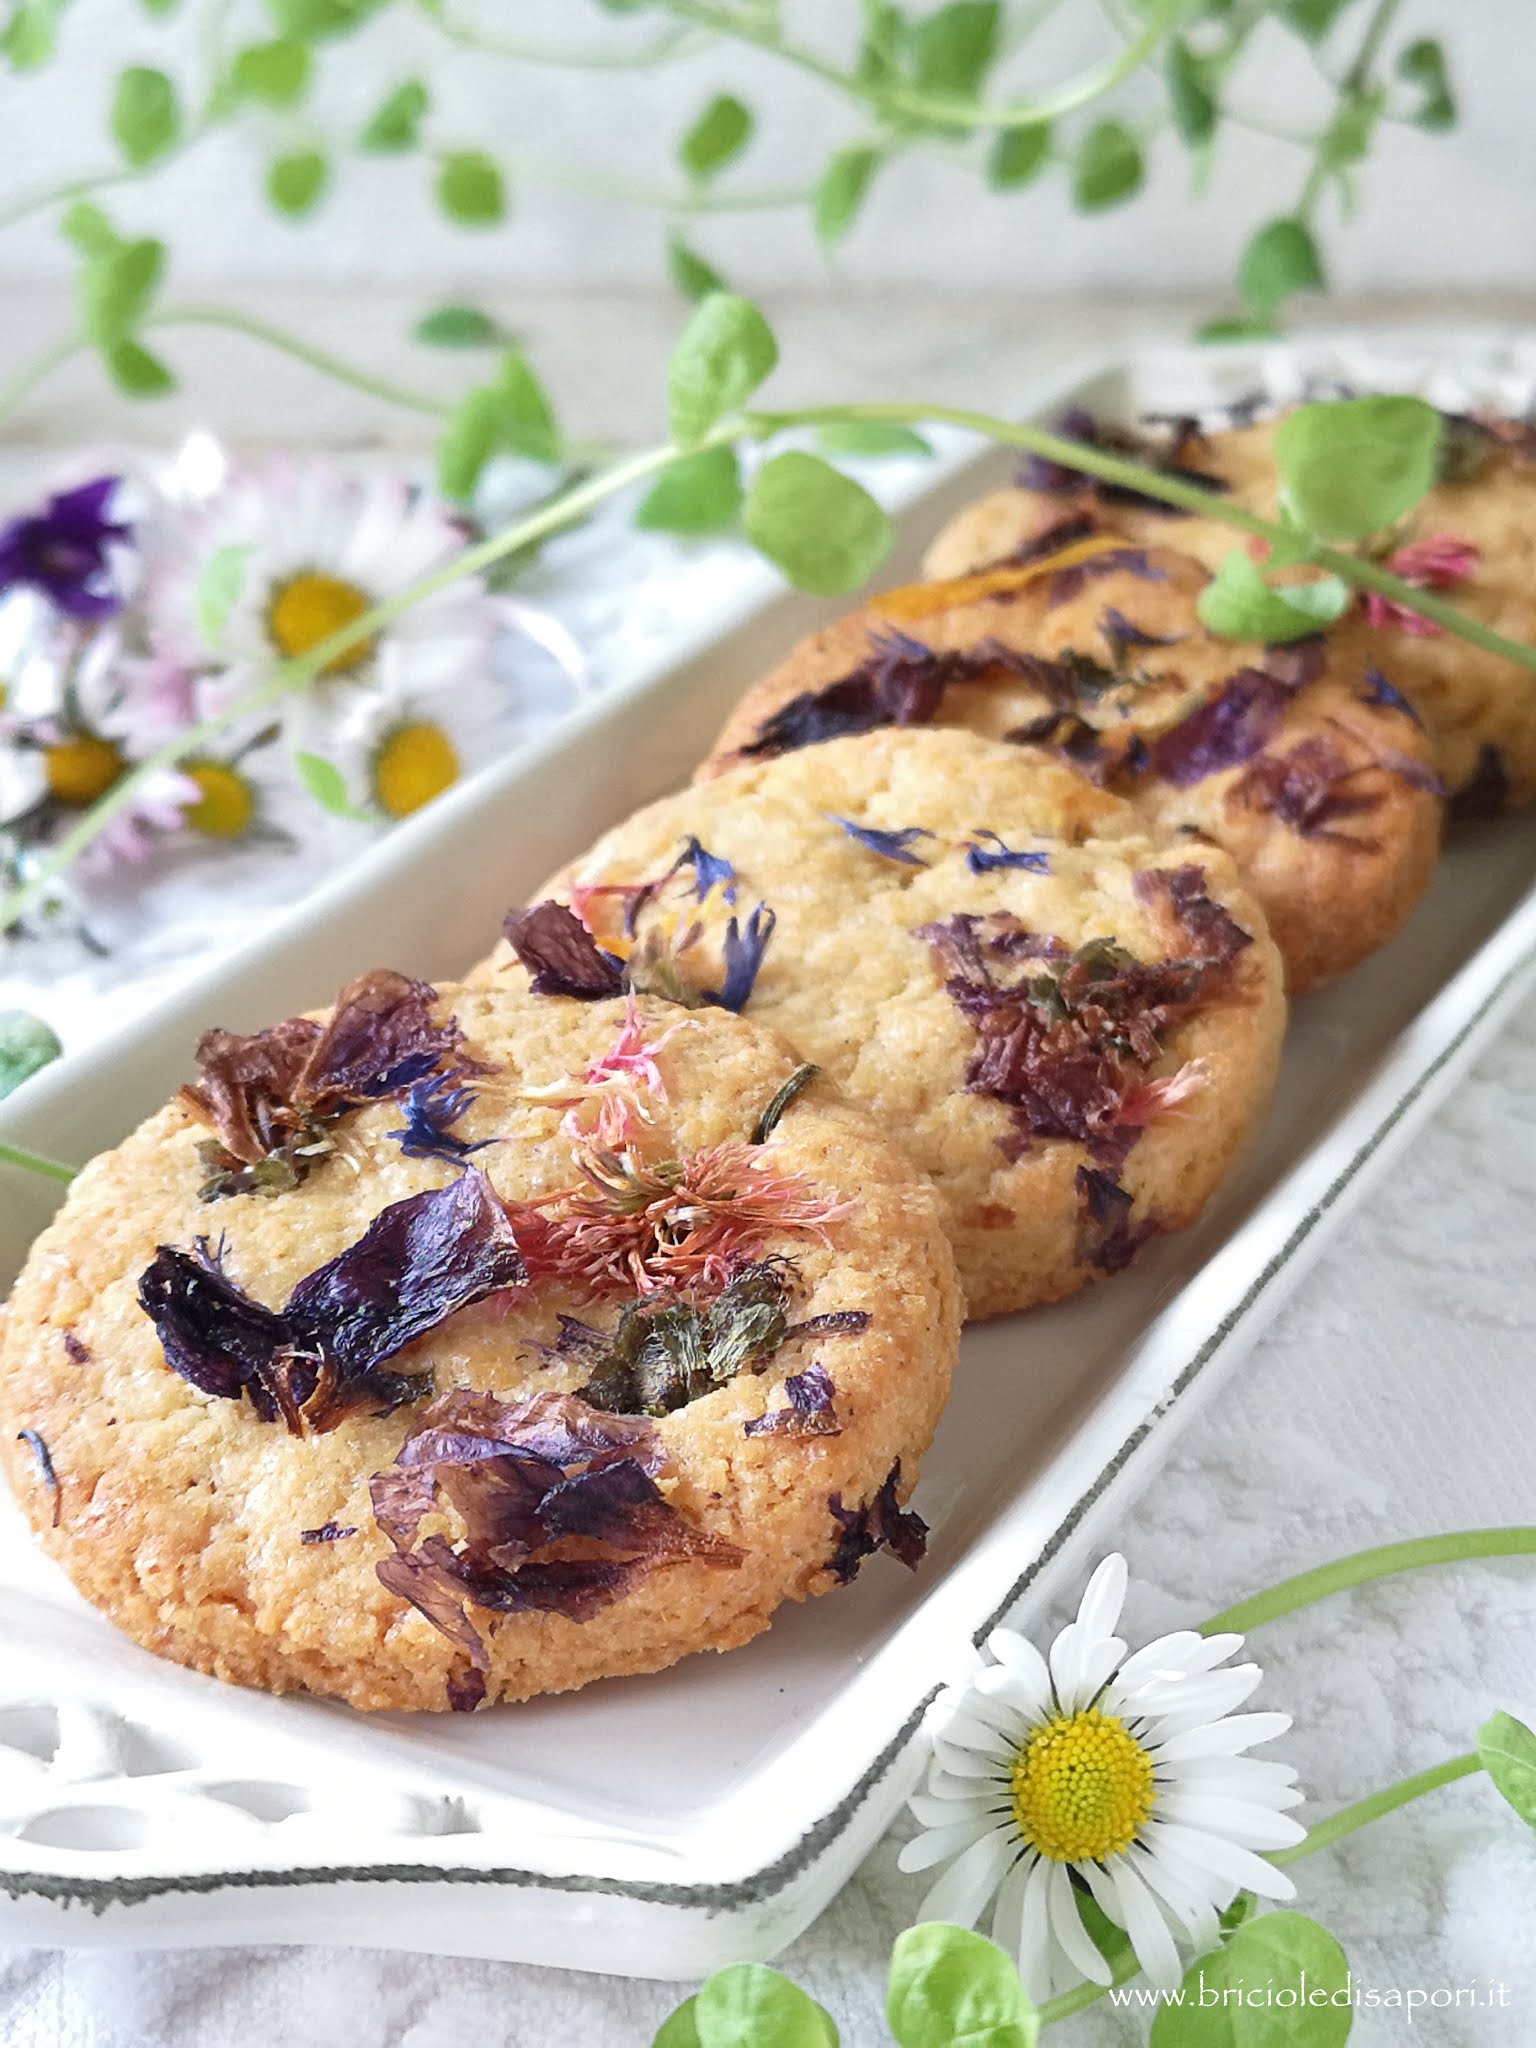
<box><xmin>966</xmin><ymin>832</ymin><xmax>1050</xmax><ymax>876</ymax></box>
<box><xmin>1074</xmin><ymin>1166</ymin><xmax>1159</xmax><ymax>1273</ymax></box>
<box><xmin>743</xmin><ymin>1363</ymin><xmax>841</xmax><ymax>1439</ymax></box>
<box><xmin>1359</xmin><ymin>667</ymin><xmax>1423</xmax><ymax>726</ymax></box>
<box><xmin>16</xmin><ymin>1428</ymin><xmax>61</xmax><ymax>1526</ymax></box>
<box><xmin>300</xmin><ymin>1522</ymin><xmax>357</xmax><ymax>1545</ymax></box>
<box><xmin>1450</xmin><ymin>744</ymin><xmax>1509</xmax><ymax>821</ymax></box>
<box><xmin>139</xmin><ymin>1170</ymin><xmax>528</xmax><ymax>1434</ymax></box>
<box><xmin>503</xmin><ymin>901</ymin><xmax>626</xmax><ymax>998</ymax></box>
<box><xmin>828</xmin><ymin>815</ymin><xmax>935</xmax><ymax>866</ymax></box>
<box><xmin>1230</xmin><ymin>736</ymin><xmax>1386</xmax><ymax>846</ymax></box>
<box><xmin>371</xmin><ymin>1387</ymin><xmax>742</xmax><ymax>1706</ymax></box>
<box><xmin>1150</xmin><ymin>669</ymin><xmax>1292</xmax><ymax>788</ymax></box>
<box><xmin>706</xmin><ymin>903</ymin><xmax>776</xmax><ymax>1012</ymax></box>
<box><xmin>827</xmin><ymin>1460</ymin><xmax>927</xmax><ymax>1583</ymax></box>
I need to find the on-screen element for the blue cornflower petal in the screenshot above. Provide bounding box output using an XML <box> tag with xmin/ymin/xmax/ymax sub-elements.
<box><xmin>827</xmin><ymin>814</ymin><xmax>935</xmax><ymax>866</ymax></box>
<box><xmin>388</xmin><ymin>1071</ymin><xmax>493</xmax><ymax>1167</ymax></box>
<box><xmin>707</xmin><ymin>902</ymin><xmax>776</xmax><ymax>1012</ymax></box>
<box><xmin>965</xmin><ymin>831</ymin><xmax>1051</xmax><ymax>875</ymax></box>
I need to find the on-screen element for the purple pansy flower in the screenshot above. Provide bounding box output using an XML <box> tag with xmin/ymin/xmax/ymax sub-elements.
<box><xmin>0</xmin><ymin>477</ymin><xmax>130</xmax><ymax>621</ymax></box>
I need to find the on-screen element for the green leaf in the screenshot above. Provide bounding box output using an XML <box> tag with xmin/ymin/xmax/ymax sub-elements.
<box><xmin>745</xmin><ymin>452</ymin><xmax>893</xmax><ymax>595</ymax></box>
<box><xmin>294</xmin><ymin>750</ymin><xmax>372</xmax><ymax>821</ymax></box>
<box><xmin>195</xmin><ymin>543</ymin><xmax>251</xmax><ymax>649</ymax></box>
<box><xmin>436</xmin><ymin>149</ymin><xmax>505</xmax><ymax>225</ymax></box>
<box><xmin>360</xmin><ymin>77</ymin><xmax>428</xmax><ymax>152</ymax></box>
<box><xmin>692</xmin><ymin>1963</ymin><xmax>838</xmax><ymax>2047</ymax></box>
<box><xmin>266</xmin><ymin>0</ymin><xmax>379</xmax><ymax>37</ymax></box>
<box><xmin>667</xmin><ymin>292</ymin><xmax>778</xmax><ymax>447</ymax></box>
<box><xmin>105</xmin><ymin>337</ymin><xmax>175</xmax><ymax>396</ymax></box>
<box><xmin>887</xmin><ymin>1924</ymin><xmax>1040</xmax><ymax>2048</ymax></box>
<box><xmin>110</xmin><ymin>66</ymin><xmax>180</xmax><ymax>167</ymax></box>
<box><xmin>856</xmin><ymin>1</ymin><xmax>906</xmax><ymax>89</ymax></box>
<box><xmin>1197</xmin><ymin>551</ymin><xmax>1348</xmax><ymax>643</ymax></box>
<box><xmin>1275</xmin><ymin>394</ymin><xmax>1441</xmax><ymax>541</ymax></box>
<box><xmin>816</xmin><ymin>421</ymin><xmax>933</xmax><ymax>459</ymax></box>
<box><xmin>1072</xmin><ymin>121</ymin><xmax>1143</xmax><ymax>211</ymax></box>
<box><xmin>79</xmin><ymin>236</ymin><xmax>163</xmax><ymax>347</ymax></box>
<box><xmin>434</xmin><ymin>348</ymin><xmax>560</xmax><ymax>500</ymax></box>
<box><xmin>1</xmin><ymin>0</ymin><xmax>62</xmax><ymax>69</ymax></box>
<box><xmin>813</xmin><ymin>146</ymin><xmax>880</xmax><ymax>250</ymax></box>
<box><xmin>1167</xmin><ymin>37</ymin><xmax>1216</xmax><ymax>146</ymax></box>
<box><xmin>1150</xmin><ymin>1911</ymin><xmax>1351</xmax><ymax>2046</ymax></box>
<box><xmin>230</xmin><ymin>38</ymin><xmax>310</xmax><ymax>107</ymax></box>
<box><xmin>1278</xmin><ymin>0</ymin><xmax>1353</xmax><ymax>40</ymax></box>
<box><xmin>413</xmin><ymin>304</ymin><xmax>504</xmax><ymax>348</ymax></box>
<box><xmin>1397</xmin><ymin>38</ymin><xmax>1455</xmax><ymax>132</ymax></box>
<box><xmin>0</xmin><ymin>1011</ymin><xmax>63</xmax><ymax>1101</ymax></box>
<box><xmin>142</xmin><ymin>0</ymin><xmax>180</xmax><ymax>14</ymax></box>
<box><xmin>667</xmin><ymin>231</ymin><xmax>729</xmax><ymax>303</ymax></box>
<box><xmin>61</xmin><ymin>200</ymin><xmax>119</xmax><ymax>260</ymax></box>
<box><xmin>679</xmin><ymin>93</ymin><xmax>753</xmax><ymax>182</ymax></box>
<box><xmin>634</xmin><ymin>446</ymin><xmax>742</xmax><ymax>536</ymax></box>
<box><xmin>987</xmin><ymin>123</ymin><xmax>1050</xmax><ymax>191</ymax></box>
<box><xmin>1196</xmin><ymin>315</ymin><xmax>1281</xmax><ymax>344</ymax></box>
<box><xmin>267</xmin><ymin>148</ymin><xmax>328</xmax><ymax>217</ymax></box>
<box><xmin>1478</xmin><ymin>1711</ymin><xmax>1536</xmax><ymax>1830</ymax></box>
<box><xmin>651</xmin><ymin>1994</ymin><xmax>702</xmax><ymax>2048</ymax></box>
<box><xmin>1238</xmin><ymin>217</ymin><xmax>1326</xmax><ymax>317</ymax></box>
<box><xmin>910</xmin><ymin>1</ymin><xmax>1000</xmax><ymax>103</ymax></box>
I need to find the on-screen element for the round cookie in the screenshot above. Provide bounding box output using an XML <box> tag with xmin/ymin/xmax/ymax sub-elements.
<box><xmin>699</xmin><ymin>545</ymin><xmax>1443</xmax><ymax>994</ymax></box>
<box><xmin>924</xmin><ymin>406</ymin><xmax>1536</xmax><ymax>809</ymax></box>
<box><xmin>470</xmin><ymin>727</ymin><xmax>1287</xmax><ymax>1318</ymax></box>
<box><xmin>0</xmin><ymin>976</ymin><xmax>960</xmax><ymax>1712</ymax></box>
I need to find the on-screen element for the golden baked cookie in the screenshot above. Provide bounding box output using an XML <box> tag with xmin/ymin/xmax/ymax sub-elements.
<box><xmin>470</xmin><ymin>727</ymin><xmax>1287</xmax><ymax>1319</ymax></box>
<box><xmin>0</xmin><ymin>974</ymin><xmax>960</xmax><ymax>1712</ymax></box>
<box><xmin>923</xmin><ymin>406</ymin><xmax>1536</xmax><ymax>809</ymax></box>
<box><xmin>699</xmin><ymin>546</ymin><xmax>1443</xmax><ymax>994</ymax></box>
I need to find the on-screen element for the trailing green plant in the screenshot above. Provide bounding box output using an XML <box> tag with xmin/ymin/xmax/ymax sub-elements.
<box><xmin>0</xmin><ymin>0</ymin><xmax>1459</xmax><ymax>456</ymax></box>
<box><xmin>2</xmin><ymin>290</ymin><xmax>1533</xmax><ymax>968</ymax></box>
<box><xmin>650</xmin><ymin>1530</ymin><xmax>1536</xmax><ymax>2045</ymax></box>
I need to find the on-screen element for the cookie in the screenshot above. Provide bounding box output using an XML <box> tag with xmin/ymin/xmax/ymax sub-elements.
<box><xmin>699</xmin><ymin>546</ymin><xmax>1443</xmax><ymax>994</ymax></box>
<box><xmin>924</xmin><ymin>405</ymin><xmax>1536</xmax><ymax>809</ymax></box>
<box><xmin>0</xmin><ymin>973</ymin><xmax>960</xmax><ymax>1712</ymax></box>
<box><xmin>470</xmin><ymin>727</ymin><xmax>1287</xmax><ymax>1318</ymax></box>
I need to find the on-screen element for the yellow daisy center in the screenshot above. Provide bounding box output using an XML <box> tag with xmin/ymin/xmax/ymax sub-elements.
<box><xmin>267</xmin><ymin>571</ymin><xmax>374</xmax><ymax>673</ymax></box>
<box><xmin>44</xmin><ymin>735</ymin><xmax>125</xmax><ymax>807</ymax></box>
<box><xmin>181</xmin><ymin>761</ymin><xmax>256</xmax><ymax>839</ymax></box>
<box><xmin>1010</xmin><ymin>1709</ymin><xmax>1156</xmax><ymax>1864</ymax></box>
<box><xmin>371</xmin><ymin>720</ymin><xmax>459</xmax><ymax>819</ymax></box>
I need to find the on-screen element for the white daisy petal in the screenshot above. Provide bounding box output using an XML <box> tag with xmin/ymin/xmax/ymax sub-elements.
<box><xmin>1047</xmin><ymin>1862</ymin><xmax>1115</xmax><ymax>1986</ymax></box>
<box><xmin>1076</xmin><ymin>1553</ymin><xmax>1129</xmax><ymax>1640</ymax></box>
<box><xmin>1016</xmin><ymin>1853</ymin><xmax>1057</xmax><ymax>2005</ymax></box>
<box><xmin>898</xmin><ymin>1817</ymin><xmax>996</xmax><ymax>1872</ymax></box>
<box><xmin>935</xmin><ymin>1706</ymin><xmax>1022</xmax><ymax>1762</ymax></box>
<box><xmin>917</xmin><ymin>1825</ymin><xmax>1018</xmax><ymax>1929</ymax></box>
<box><xmin>1152</xmin><ymin>1712</ymin><xmax>1292</xmax><ymax>1763</ymax></box>
<box><xmin>932</xmin><ymin>1738</ymin><xmax>1013</xmax><ymax>1781</ymax></box>
<box><xmin>1123</xmin><ymin>1842</ymin><xmax>1221</xmax><ymax>1953</ymax></box>
<box><xmin>976</xmin><ymin>1664</ymin><xmax>1056</xmax><ymax>1719</ymax></box>
<box><xmin>1163</xmin><ymin>1756</ymin><xmax>1300</xmax><ymax>1796</ymax></box>
<box><xmin>1153</xmin><ymin>1793</ymin><xmax>1308</xmax><ymax>1850</ymax></box>
<box><xmin>948</xmin><ymin>1689</ymin><xmax>1032</xmax><ymax>1743</ymax></box>
<box><xmin>987</xmin><ymin>1628</ymin><xmax>1053</xmax><ymax>1692</ymax></box>
<box><xmin>1132</xmin><ymin>1664</ymin><xmax>1266</xmax><ymax>1727</ymax></box>
<box><xmin>1081</xmin><ymin>1858</ymin><xmax>1128</xmax><ymax>1929</ymax></box>
<box><xmin>989</xmin><ymin>1850</ymin><xmax>1033</xmax><ymax>1963</ymax></box>
<box><xmin>1142</xmin><ymin>1819</ymin><xmax>1297</xmax><ymax>1900</ymax></box>
<box><xmin>1107</xmin><ymin>1857</ymin><xmax>1185</xmax><ymax>1991</ymax></box>
<box><xmin>1109</xmin><ymin>1631</ymin><xmax>1210</xmax><ymax>1693</ymax></box>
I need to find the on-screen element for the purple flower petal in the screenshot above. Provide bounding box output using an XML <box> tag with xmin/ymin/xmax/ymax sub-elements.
<box><xmin>827</xmin><ymin>815</ymin><xmax>935</xmax><ymax>866</ymax></box>
<box><xmin>827</xmin><ymin>1460</ymin><xmax>927</xmax><ymax>1583</ymax></box>
<box><xmin>503</xmin><ymin>901</ymin><xmax>626</xmax><ymax>999</ymax></box>
<box><xmin>706</xmin><ymin>902</ymin><xmax>775</xmax><ymax>1011</ymax></box>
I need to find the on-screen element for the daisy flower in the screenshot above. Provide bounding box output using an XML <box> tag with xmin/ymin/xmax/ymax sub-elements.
<box><xmin>144</xmin><ymin>458</ymin><xmax>502</xmax><ymax>737</ymax></box>
<box><xmin>900</xmin><ymin>1555</ymin><xmax>1305</xmax><ymax>2002</ymax></box>
<box><xmin>317</xmin><ymin>643</ymin><xmax>505</xmax><ymax>822</ymax></box>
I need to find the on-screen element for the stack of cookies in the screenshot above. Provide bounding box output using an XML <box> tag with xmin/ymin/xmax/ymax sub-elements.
<box><xmin>0</xmin><ymin>397</ymin><xmax>1517</xmax><ymax>1712</ymax></box>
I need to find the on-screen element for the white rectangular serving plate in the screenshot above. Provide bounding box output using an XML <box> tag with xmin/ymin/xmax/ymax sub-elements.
<box><xmin>3</xmin><ymin>331</ymin><xmax>1536</xmax><ymax>1980</ymax></box>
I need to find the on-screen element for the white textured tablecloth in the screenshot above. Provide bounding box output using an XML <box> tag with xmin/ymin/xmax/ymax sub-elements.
<box><xmin>4</xmin><ymin>1001</ymin><xmax>1533</xmax><ymax>2043</ymax></box>
<box><xmin>4</xmin><ymin>298</ymin><xmax>1536</xmax><ymax>2045</ymax></box>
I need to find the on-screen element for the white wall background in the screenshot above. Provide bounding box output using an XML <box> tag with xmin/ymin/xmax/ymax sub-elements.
<box><xmin>0</xmin><ymin>0</ymin><xmax>1531</xmax><ymax>300</ymax></box>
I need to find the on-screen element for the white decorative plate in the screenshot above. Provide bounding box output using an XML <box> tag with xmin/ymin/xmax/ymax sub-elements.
<box><xmin>3</xmin><ymin>332</ymin><xmax>1535</xmax><ymax>1978</ymax></box>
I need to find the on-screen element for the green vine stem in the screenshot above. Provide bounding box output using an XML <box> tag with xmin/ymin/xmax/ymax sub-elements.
<box><xmin>8</xmin><ymin>397</ymin><xmax>1536</xmax><ymax>938</ymax></box>
<box><xmin>1200</xmin><ymin>1528</ymin><xmax>1536</xmax><ymax>1634</ymax></box>
<box><xmin>655</xmin><ymin>0</ymin><xmax>1180</xmax><ymax>133</ymax></box>
<box><xmin>422</xmin><ymin>5</ymin><xmax>704</xmax><ymax>69</ymax></box>
<box><xmin>750</xmin><ymin>403</ymin><xmax>1536</xmax><ymax>675</ymax></box>
<box><xmin>1036</xmin><ymin>1751</ymin><xmax>1488</xmax><ymax>2027</ymax></box>
<box><xmin>0</xmin><ymin>1139</ymin><xmax>76</xmax><ymax>1184</ymax></box>
<box><xmin>0</xmin><ymin>306</ymin><xmax>456</xmax><ymax>434</ymax></box>
<box><xmin>0</xmin><ymin>432</ymin><xmax>722</xmax><ymax>938</ymax></box>
<box><xmin>1269</xmin><ymin>1750</ymin><xmax>1482</xmax><ymax>1868</ymax></box>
